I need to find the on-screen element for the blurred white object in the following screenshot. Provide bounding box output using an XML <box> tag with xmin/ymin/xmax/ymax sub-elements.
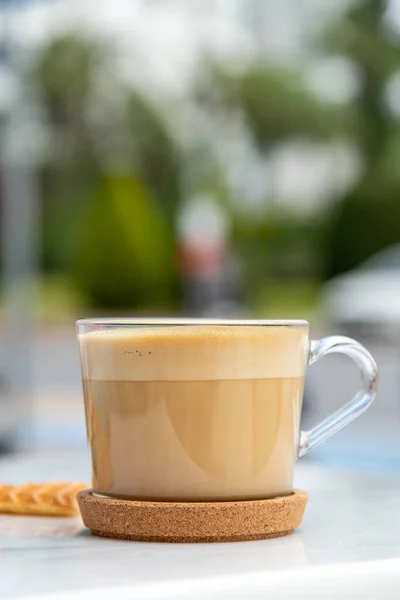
<box><xmin>178</xmin><ymin>195</ymin><xmax>243</xmax><ymax>316</ymax></box>
<box><xmin>321</xmin><ymin>245</ymin><xmax>400</xmax><ymax>338</ymax></box>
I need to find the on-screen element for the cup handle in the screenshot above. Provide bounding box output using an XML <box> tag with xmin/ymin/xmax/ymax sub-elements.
<box><xmin>298</xmin><ymin>336</ymin><xmax>378</xmax><ymax>458</ymax></box>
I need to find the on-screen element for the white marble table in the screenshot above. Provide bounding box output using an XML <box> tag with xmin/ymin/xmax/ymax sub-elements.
<box><xmin>0</xmin><ymin>452</ymin><xmax>400</xmax><ymax>599</ymax></box>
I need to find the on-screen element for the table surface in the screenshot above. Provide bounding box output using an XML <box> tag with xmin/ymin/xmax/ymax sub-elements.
<box><xmin>0</xmin><ymin>452</ymin><xmax>400</xmax><ymax>600</ymax></box>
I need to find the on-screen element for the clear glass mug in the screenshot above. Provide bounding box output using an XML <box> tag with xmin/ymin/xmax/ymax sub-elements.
<box><xmin>77</xmin><ymin>319</ymin><xmax>378</xmax><ymax>501</ymax></box>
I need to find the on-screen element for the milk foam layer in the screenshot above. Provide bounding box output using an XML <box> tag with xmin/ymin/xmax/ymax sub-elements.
<box><xmin>79</xmin><ymin>325</ymin><xmax>309</xmax><ymax>381</ymax></box>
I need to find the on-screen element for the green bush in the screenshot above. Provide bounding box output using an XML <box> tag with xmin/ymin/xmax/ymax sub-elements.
<box><xmin>72</xmin><ymin>174</ymin><xmax>178</xmax><ymax>309</ymax></box>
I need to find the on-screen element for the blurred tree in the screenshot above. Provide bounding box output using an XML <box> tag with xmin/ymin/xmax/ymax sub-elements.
<box><xmin>195</xmin><ymin>62</ymin><xmax>341</xmax><ymax>291</ymax></box>
<box><xmin>196</xmin><ymin>2</ymin><xmax>400</xmax><ymax>283</ymax></box>
<box><xmin>126</xmin><ymin>92</ymin><xmax>181</xmax><ymax>226</ymax></box>
<box><xmin>34</xmin><ymin>33</ymin><xmax>103</xmax><ymax>170</ymax></box>
<box><xmin>73</xmin><ymin>175</ymin><xmax>177</xmax><ymax>309</ymax></box>
<box><xmin>324</xmin><ymin>0</ymin><xmax>399</xmax><ymax>168</ymax></box>
<box><xmin>325</xmin><ymin>0</ymin><xmax>400</xmax><ymax>277</ymax></box>
<box><xmin>32</xmin><ymin>34</ymin><xmax>105</xmax><ymax>272</ymax></box>
<box><xmin>31</xmin><ymin>32</ymin><xmax>183</xmax><ymax>309</ymax></box>
<box><xmin>197</xmin><ymin>64</ymin><xmax>349</xmax><ymax>150</ymax></box>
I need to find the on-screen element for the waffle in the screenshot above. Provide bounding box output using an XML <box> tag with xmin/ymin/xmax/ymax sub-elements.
<box><xmin>0</xmin><ymin>482</ymin><xmax>87</xmax><ymax>517</ymax></box>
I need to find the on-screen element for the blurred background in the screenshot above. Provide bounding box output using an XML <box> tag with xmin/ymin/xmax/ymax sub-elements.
<box><xmin>0</xmin><ymin>0</ymin><xmax>399</xmax><ymax>469</ymax></box>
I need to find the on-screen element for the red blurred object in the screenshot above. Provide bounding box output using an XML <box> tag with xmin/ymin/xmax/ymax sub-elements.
<box><xmin>178</xmin><ymin>240</ymin><xmax>227</xmax><ymax>277</ymax></box>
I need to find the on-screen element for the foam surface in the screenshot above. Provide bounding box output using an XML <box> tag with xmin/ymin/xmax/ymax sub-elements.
<box><xmin>78</xmin><ymin>325</ymin><xmax>309</xmax><ymax>381</ymax></box>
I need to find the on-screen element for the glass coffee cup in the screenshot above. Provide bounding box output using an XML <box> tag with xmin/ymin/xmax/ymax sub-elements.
<box><xmin>77</xmin><ymin>319</ymin><xmax>378</xmax><ymax>502</ymax></box>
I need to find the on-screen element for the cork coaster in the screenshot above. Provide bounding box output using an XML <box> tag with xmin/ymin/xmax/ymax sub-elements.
<box><xmin>77</xmin><ymin>489</ymin><xmax>308</xmax><ymax>543</ymax></box>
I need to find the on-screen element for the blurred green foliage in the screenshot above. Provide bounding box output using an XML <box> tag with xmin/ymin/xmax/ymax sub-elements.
<box><xmin>199</xmin><ymin>0</ymin><xmax>400</xmax><ymax>282</ymax></box>
<box><xmin>198</xmin><ymin>65</ymin><xmax>349</xmax><ymax>149</ymax></box>
<box><xmin>233</xmin><ymin>216</ymin><xmax>324</xmax><ymax>305</ymax></box>
<box><xmin>325</xmin><ymin>0</ymin><xmax>400</xmax><ymax>277</ymax></box>
<box><xmin>34</xmin><ymin>34</ymin><xmax>103</xmax><ymax>172</ymax></box>
<box><xmin>327</xmin><ymin>168</ymin><xmax>400</xmax><ymax>278</ymax></box>
<box><xmin>126</xmin><ymin>92</ymin><xmax>181</xmax><ymax>225</ymax></box>
<box><xmin>32</xmin><ymin>34</ymin><xmax>182</xmax><ymax>308</ymax></box>
<box><xmin>7</xmin><ymin>0</ymin><xmax>399</xmax><ymax>311</ymax></box>
<box><xmin>35</xmin><ymin>34</ymin><xmax>105</xmax><ymax>277</ymax></box>
<box><xmin>73</xmin><ymin>175</ymin><xmax>177</xmax><ymax>309</ymax></box>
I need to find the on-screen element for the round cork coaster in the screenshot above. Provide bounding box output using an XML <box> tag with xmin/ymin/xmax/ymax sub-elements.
<box><xmin>77</xmin><ymin>489</ymin><xmax>308</xmax><ymax>543</ymax></box>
